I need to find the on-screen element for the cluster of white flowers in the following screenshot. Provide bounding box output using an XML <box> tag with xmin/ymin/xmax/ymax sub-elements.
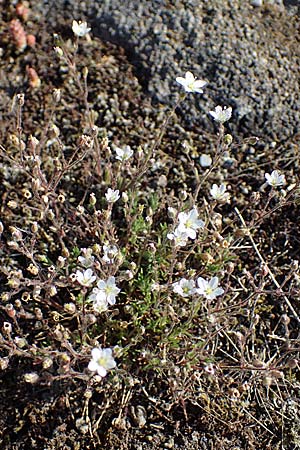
<box><xmin>167</xmin><ymin>207</ymin><xmax>204</xmax><ymax>247</ymax></box>
<box><xmin>75</xmin><ymin>246</ymin><xmax>121</xmax><ymax>313</ymax></box>
<box><xmin>89</xmin><ymin>276</ymin><xmax>120</xmax><ymax>312</ymax></box>
<box><xmin>173</xmin><ymin>276</ymin><xmax>224</xmax><ymax>300</ymax></box>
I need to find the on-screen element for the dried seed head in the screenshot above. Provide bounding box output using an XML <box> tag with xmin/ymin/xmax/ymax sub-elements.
<box><xmin>6</xmin><ymin>304</ymin><xmax>16</xmax><ymax>318</ymax></box>
<box><xmin>3</xmin><ymin>322</ymin><xmax>12</xmax><ymax>335</ymax></box>
<box><xmin>14</xmin><ymin>337</ymin><xmax>27</xmax><ymax>348</ymax></box>
<box><xmin>49</xmin><ymin>285</ymin><xmax>57</xmax><ymax>297</ymax></box>
<box><xmin>27</xmin><ymin>263</ymin><xmax>39</xmax><ymax>275</ymax></box>
<box><xmin>7</xmin><ymin>200</ymin><xmax>18</xmax><ymax>209</ymax></box>
<box><xmin>24</xmin><ymin>372</ymin><xmax>39</xmax><ymax>384</ymax></box>
<box><xmin>21</xmin><ymin>292</ymin><xmax>31</xmax><ymax>302</ymax></box>
<box><xmin>42</xmin><ymin>357</ymin><xmax>53</xmax><ymax>369</ymax></box>
<box><xmin>57</xmin><ymin>193</ymin><xmax>66</xmax><ymax>203</ymax></box>
<box><xmin>34</xmin><ymin>308</ymin><xmax>43</xmax><ymax>320</ymax></box>
<box><xmin>16</xmin><ymin>93</ymin><xmax>25</xmax><ymax>106</ymax></box>
<box><xmin>22</xmin><ymin>188</ymin><xmax>32</xmax><ymax>199</ymax></box>
<box><xmin>0</xmin><ymin>357</ymin><xmax>10</xmax><ymax>370</ymax></box>
<box><xmin>78</xmin><ymin>134</ymin><xmax>93</xmax><ymax>149</ymax></box>
<box><xmin>10</xmin><ymin>226</ymin><xmax>23</xmax><ymax>241</ymax></box>
<box><xmin>64</xmin><ymin>302</ymin><xmax>76</xmax><ymax>314</ymax></box>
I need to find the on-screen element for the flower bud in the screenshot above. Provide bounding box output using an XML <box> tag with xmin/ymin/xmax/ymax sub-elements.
<box><xmin>53</xmin><ymin>88</ymin><xmax>61</xmax><ymax>103</ymax></box>
<box><xmin>224</xmin><ymin>134</ymin><xmax>233</xmax><ymax>146</ymax></box>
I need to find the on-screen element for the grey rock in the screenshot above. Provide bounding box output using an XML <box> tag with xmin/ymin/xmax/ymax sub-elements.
<box><xmin>38</xmin><ymin>0</ymin><xmax>299</xmax><ymax>143</ymax></box>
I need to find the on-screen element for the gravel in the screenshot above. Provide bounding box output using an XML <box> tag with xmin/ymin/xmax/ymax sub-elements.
<box><xmin>36</xmin><ymin>0</ymin><xmax>299</xmax><ymax>143</ymax></box>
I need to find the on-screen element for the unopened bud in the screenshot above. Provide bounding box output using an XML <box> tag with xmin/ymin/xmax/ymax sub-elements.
<box><xmin>89</xmin><ymin>192</ymin><xmax>97</xmax><ymax>206</ymax></box>
<box><xmin>122</xmin><ymin>191</ymin><xmax>129</xmax><ymax>203</ymax></box>
<box><xmin>224</xmin><ymin>134</ymin><xmax>233</xmax><ymax>146</ymax></box>
<box><xmin>53</xmin><ymin>88</ymin><xmax>61</xmax><ymax>103</ymax></box>
<box><xmin>83</xmin><ymin>67</ymin><xmax>88</xmax><ymax>78</ymax></box>
<box><xmin>53</xmin><ymin>46</ymin><xmax>63</xmax><ymax>57</ymax></box>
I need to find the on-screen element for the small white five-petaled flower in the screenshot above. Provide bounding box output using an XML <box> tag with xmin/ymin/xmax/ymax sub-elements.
<box><xmin>105</xmin><ymin>188</ymin><xmax>120</xmax><ymax>203</ymax></box>
<box><xmin>167</xmin><ymin>228</ymin><xmax>189</xmax><ymax>247</ymax></box>
<box><xmin>265</xmin><ymin>170</ymin><xmax>286</xmax><ymax>188</ymax></box>
<box><xmin>173</xmin><ymin>278</ymin><xmax>196</xmax><ymax>297</ymax></box>
<box><xmin>210</xmin><ymin>184</ymin><xmax>230</xmax><ymax>203</ymax></box>
<box><xmin>88</xmin><ymin>347</ymin><xmax>116</xmax><ymax>377</ymax></box>
<box><xmin>72</xmin><ymin>20</ymin><xmax>91</xmax><ymax>37</ymax></box>
<box><xmin>209</xmin><ymin>105</ymin><xmax>232</xmax><ymax>123</ymax></box>
<box><xmin>92</xmin><ymin>276</ymin><xmax>120</xmax><ymax>305</ymax></box>
<box><xmin>177</xmin><ymin>208</ymin><xmax>205</xmax><ymax>240</ymax></box>
<box><xmin>176</xmin><ymin>71</ymin><xmax>207</xmax><ymax>94</ymax></box>
<box><xmin>75</xmin><ymin>268</ymin><xmax>96</xmax><ymax>287</ymax></box>
<box><xmin>196</xmin><ymin>276</ymin><xmax>224</xmax><ymax>300</ymax></box>
<box><xmin>115</xmin><ymin>145</ymin><xmax>134</xmax><ymax>162</ymax></box>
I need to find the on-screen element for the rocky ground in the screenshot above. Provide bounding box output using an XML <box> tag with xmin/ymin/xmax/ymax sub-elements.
<box><xmin>35</xmin><ymin>0</ymin><xmax>300</xmax><ymax>144</ymax></box>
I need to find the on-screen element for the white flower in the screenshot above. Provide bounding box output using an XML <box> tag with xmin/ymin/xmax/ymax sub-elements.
<box><xmin>105</xmin><ymin>188</ymin><xmax>120</xmax><ymax>203</ymax></box>
<box><xmin>167</xmin><ymin>227</ymin><xmax>189</xmax><ymax>247</ymax></box>
<box><xmin>210</xmin><ymin>184</ymin><xmax>230</xmax><ymax>203</ymax></box>
<box><xmin>75</xmin><ymin>268</ymin><xmax>96</xmax><ymax>287</ymax></box>
<box><xmin>102</xmin><ymin>244</ymin><xmax>118</xmax><ymax>264</ymax></box>
<box><xmin>91</xmin><ymin>295</ymin><xmax>109</xmax><ymax>314</ymax></box>
<box><xmin>200</xmin><ymin>154</ymin><xmax>212</xmax><ymax>168</ymax></box>
<box><xmin>115</xmin><ymin>145</ymin><xmax>133</xmax><ymax>162</ymax></box>
<box><xmin>78</xmin><ymin>248</ymin><xmax>95</xmax><ymax>268</ymax></box>
<box><xmin>177</xmin><ymin>208</ymin><xmax>205</xmax><ymax>240</ymax></box>
<box><xmin>173</xmin><ymin>278</ymin><xmax>196</xmax><ymax>297</ymax></box>
<box><xmin>196</xmin><ymin>276</ymin><xmax>224</xmax><ymax>300</ymax></box>
<box><xmin>209</xmin><ymin>105</ymin><xmax>232</xmax><ymax>123</ymax></box>
<box><xmin>72</xmin><ymin>20</ymin><xmax>91</xmax><ymax>37</ymax></box>
<box><xmin>93</xmin><ymin>276</ymin><xmax>120</xmax><ymax>305</ymax></box>
<box><xmin>265</xmin><ymin>170</ymin><xmax>286</xmax><ymax>188</ymax></box>
<box><xmin>176</xmin><ymin>71</ymin><xmax>207</xmax><ymax>94</ymax></box>
<box><xmin>88</xmin><ymin>347</ymin><xmax>116</xmax><ymax>377</ymax></box>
